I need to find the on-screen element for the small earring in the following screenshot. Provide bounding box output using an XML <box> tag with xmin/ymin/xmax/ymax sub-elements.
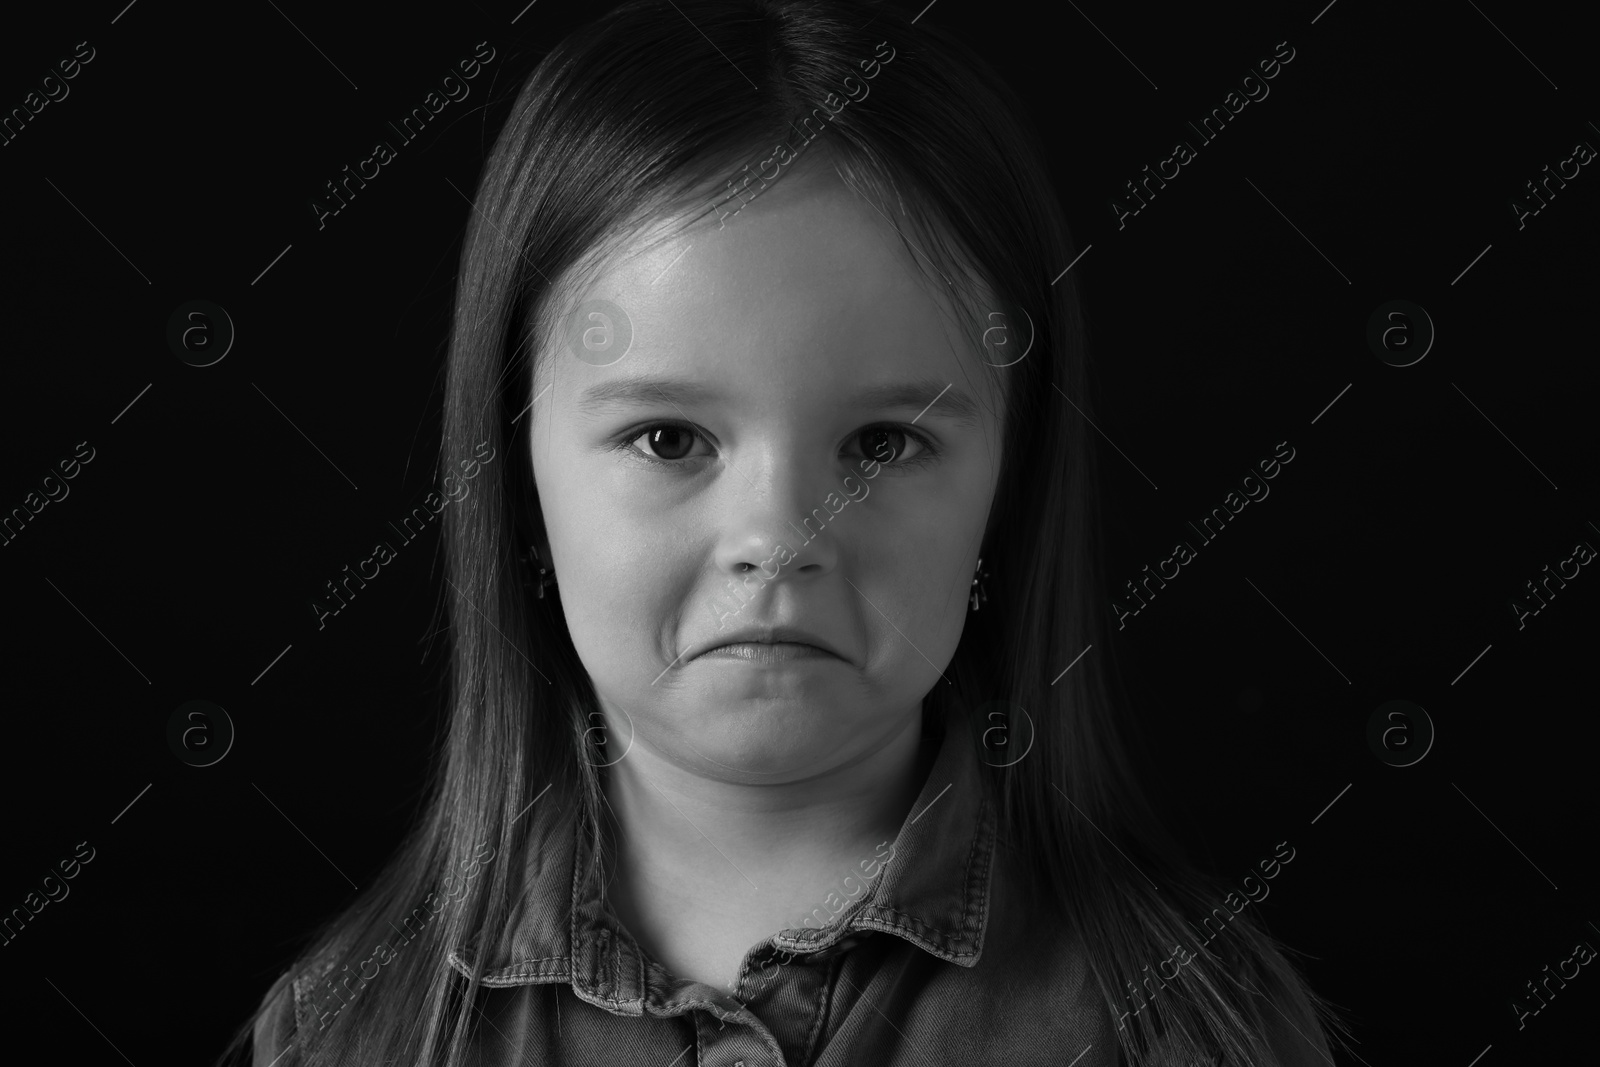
<box><xmin>969</xmin><ymin>556</ymin><xmax>990</xmax><ymax>612</ymax></box>
<box><xmin>520</xmin><ymin>545</ymin><xmax>558</xmax><ymax>599</ymax></box>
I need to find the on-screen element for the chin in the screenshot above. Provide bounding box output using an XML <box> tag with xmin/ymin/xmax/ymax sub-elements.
<box><xmin>673</xmin><ymin>700</ymin><xmax>877</xmax><ymax>778</ymax></box>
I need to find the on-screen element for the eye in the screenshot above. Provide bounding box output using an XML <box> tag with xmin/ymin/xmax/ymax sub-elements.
<box><xmin>618</xmin><ymin>420</ymin><xmax>938</xmax><ymax>468</ymax></box>
<box><xmin>626</xmin><ymin>422</ymin><xmax>710</xmax><ymax>463</ymax></box>
<box><xmin>854</xmin><ymin>425</ymin><xmax>932</xmax><ymax>466</ymax></box>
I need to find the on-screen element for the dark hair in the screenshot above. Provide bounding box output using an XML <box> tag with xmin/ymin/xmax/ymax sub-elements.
<box><xmin>220</xmin><ymin>1</ymin><xmax>1344</xmax><ymax>1063</ymax></box>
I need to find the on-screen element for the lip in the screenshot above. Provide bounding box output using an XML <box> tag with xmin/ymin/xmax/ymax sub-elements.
<box><xmin>691</xmin><ymin>625</ymin><xmax>846</xmax><ymax>663</ymax></box>
<box><xmin>699</xmin><ymin>642</ymin><xmax>835</xmax><ymax>664</ymax></box>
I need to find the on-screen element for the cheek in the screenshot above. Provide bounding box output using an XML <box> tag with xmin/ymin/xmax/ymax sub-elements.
<box><xmin>858</xmin><ymin>509</ymin><xmax>972</xmax><ymax>671</ymax></box>
<box><xmin>850</xmin><ymin>451</ymin><xmax>995</xmax><ymax>664</ymax></box>
<box><xmin>553</xmin><ymin>494</ymin><xmax>673</xmax><ymax>639</ymax></box>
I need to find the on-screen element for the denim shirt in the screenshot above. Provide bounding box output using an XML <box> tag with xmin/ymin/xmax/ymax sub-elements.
<box><xmin>254</xmin><ymin>723</ymin><xmax>1306</xmax><ymax>1065</ymax></box>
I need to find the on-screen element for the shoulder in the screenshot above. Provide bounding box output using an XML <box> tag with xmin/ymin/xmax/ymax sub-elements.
<box><xmin>251</xmin><ymin>964</ymin><xmax>333</xmax><ymax>1065</ymax></box>
<box><xmin>955</xmin><ymin>845</ymin><xmax>1116</xmax><ymax>1050</ymax></box>
<box><xmin>250</xmin><ymin>970</ymin><xmax>297</xmax><ymax>1065</ymax></box>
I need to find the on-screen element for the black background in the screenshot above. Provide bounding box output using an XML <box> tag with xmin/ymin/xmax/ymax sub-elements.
<box><xmin>1</xmin><ymin>0</ymin><xmax>1594</xmax><ymax>1063</ymax></box>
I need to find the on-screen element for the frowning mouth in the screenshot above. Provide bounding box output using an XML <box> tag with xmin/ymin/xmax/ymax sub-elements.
<box><xmin>687</xmin><ymin>623</ymin><xmax>847</xmax><ymax>664</ymax></box>
<box><xmin>699</xmin><ymin>641</ymin><xmax>835</xmax><ymax>664</ymax></box>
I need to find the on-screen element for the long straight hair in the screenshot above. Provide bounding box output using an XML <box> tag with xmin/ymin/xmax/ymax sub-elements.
<box><xmin>221</xmin><ymin>2</ymin><xmax>1345</xmax><ymax>1063</ymax></box>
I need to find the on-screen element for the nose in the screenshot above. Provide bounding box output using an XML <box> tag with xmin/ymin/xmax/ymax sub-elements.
<box><xmin>710</xmin><ymin>446</ymin><xmax>842</xmax><ymax>589</ymax></box>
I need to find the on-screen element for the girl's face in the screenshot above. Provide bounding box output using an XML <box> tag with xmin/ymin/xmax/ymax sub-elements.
<box><xmin>528</xmin><ymin>166</ymin><xmax>1004</xmax><ymax>784</ymax></box>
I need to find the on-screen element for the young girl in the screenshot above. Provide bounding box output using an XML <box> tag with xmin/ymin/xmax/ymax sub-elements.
<box><xmin>224</xmin><ymin>1</ymin><xmax>1342</xmax><ymax>1063</ymax></box>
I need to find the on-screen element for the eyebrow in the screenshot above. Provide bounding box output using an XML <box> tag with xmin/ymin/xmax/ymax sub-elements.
<box><xmin>575</xmin><ymin>375</ymin><xmax>986</xmax><ymax>429</ymax></box>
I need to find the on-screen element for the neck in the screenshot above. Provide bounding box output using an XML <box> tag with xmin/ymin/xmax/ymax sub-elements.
<box><xmin>597</xmin><ymin>709</ymin><xmax>935</xmax><ymax>988</ymax></box>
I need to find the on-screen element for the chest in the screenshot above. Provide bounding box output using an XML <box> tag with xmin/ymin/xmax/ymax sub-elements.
<box><xmin>470</xmin><ymin>941</ymin><xmax>1120</xmax><ymax>1067</ymax></box>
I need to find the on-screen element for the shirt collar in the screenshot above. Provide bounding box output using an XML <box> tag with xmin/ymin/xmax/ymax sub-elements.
<box><xmin>448</xmin><ymin>711</ymin><xmax>996</xmax><ymax>999</ymax></box>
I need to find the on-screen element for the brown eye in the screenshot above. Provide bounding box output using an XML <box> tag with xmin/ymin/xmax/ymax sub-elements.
<box><xmin>861</xmin><ymin>428</ymin><xmax>901</xmax><ymax>462</ymax></box>
<box><xmin>858</xmin><ymin>427</ymin><xmax>924</xmax><ymax>464</ymax></box>
<box><xmin>635</xmin><ymin>424</ymin><xmax>697</xmax><ymax>460</ymax></box>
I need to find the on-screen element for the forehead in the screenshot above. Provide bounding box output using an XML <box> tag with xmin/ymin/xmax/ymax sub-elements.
<box><xmin>535</xmin><ymin>167</ymin><xmax>1004</xmax><ymax>420</ymax></box>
